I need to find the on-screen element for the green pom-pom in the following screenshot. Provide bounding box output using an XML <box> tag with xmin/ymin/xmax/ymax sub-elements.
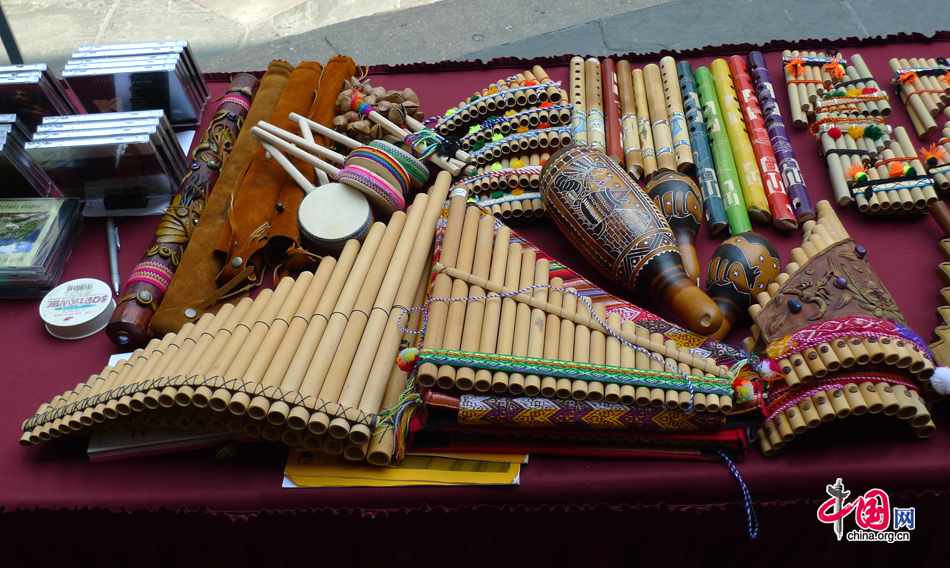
<box><xmin>492</xmin><ymin>190</ymin><xmax>504</xmax><ymax>199</ymax></box>
<box><xmin>492</xmin><ymin>132</ymin><xmax>503</xmax><ymax>142</ymax></box>
<box><xmin>445</xmin><ymin>108</ymin><xmax>457</xmax><ymax>117</ymax></box>
<box><xmin>490</xmin><ymin>162</ymin><xmax>503</xmax><ymax>172</ymax></box>
<box><xmin>854</xmin><ymin>172</ymin><xmax>869</xmax><ymax>183</ymax></box>
<box><xmin>469</xmin><ymin>94</ymin><xmax>479</xmax><ymax>102</ymax></box>
<box><xmin>396</xmin><ymin>348</ymin><xmax>419</xmax><ymax>372</ymax></box>
<box><xmin>864</xmin><ymin>124</ymin><xmax>883</xmax><ymax>141</ymax></box>
<box><xmin>734</xmin><ymin>380</ymin><xmax>754</xmax><ymax>404</ymax></box>
<box><xmin>469</xmin><ymin>125</ymin><xmax>480</xmax><ymax>135</ymax></box>
<box><xmin>904</xmin><ymin>165</ymin><xmax>916</xmax><ymax>178</ymax></box>
<box><xmin>472</xmin><ymin>140</ymin><xmax>485</xmax><ymax>152</ymax></box>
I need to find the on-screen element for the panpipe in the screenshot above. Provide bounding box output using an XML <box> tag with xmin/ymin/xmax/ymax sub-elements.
<box><xmin>747</xmin><ymin>51</ymin><xmax>815</xmax><ymax>223</ymax></box>
<box><xmin>456</xmin><ymin>151</ymin><xmax>548</xmax><ymax>219</ymax></box>
<box><xmin>781</xmin><ymin>50</ymin><xmax>844</xmax><ymax>123</ymax></box>
<box><xmin>928</xmin><ymin>201</ymin><xmax>950</xmax><ymax>369</ymax></box>
<box><xmin>20</xmin><ymin>173</ymin><xmax>454</xmax><ymax>462</ymax></box>
<box><xmin>616</xmin><ymin>60</ymin><xmax>644</xmax><ymax>180</ymax></box>
<box><xmin>890</xmin><ymin>57</ymin><xmax>945</xmax><ymax>139</ymax></box>
<box><xmin>710</xmin><ymin>59</ymin><xmax>771</xmax><ymax>223</ymax></box>
<box><xmin>694</xmin><ymin>66</ymin><xmax>752</xmax><ymax>235</ymax></box>
<box><xmin>746</xmin><ymin>201</ymin><xmax>939</xmax><ymax>455</ymax></box>
<box><xmin>105</xmin><ymin>74</ymin><xmax>260</xmax><ymax>349</ymax></box>
<box><xmin>600</xmin><ymin>58</ymin><xmax>625</xmax><ymax>165</ymax></box>
<box><xmin>413</xmin><ymin>193</ymin><xmax>736</xmax><ymax>414</ymax></box>
<box><xmin>677</xmin><ymin>60</ymin><xmax>728</xmax><ymax>235</ymax></box>
<box><xmin>455</xmin><ymin>103</ymin><xmax>572</xmax><ymax>152</ymax></box>
<box><xmin>728</xmin><ymin>55</ymin><xmax>797</xmax><ymax>229</ymax></box>
<box><xmin>658</xmin><ymin>57</ymin><xmax>694</xmax><ymax>172</ymax></box>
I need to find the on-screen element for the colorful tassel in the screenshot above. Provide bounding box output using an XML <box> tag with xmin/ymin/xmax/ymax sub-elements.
<box><xmin>784</xmin><ymin>57</ymin><xmax>806</xmax><ymax>77</ymax></box>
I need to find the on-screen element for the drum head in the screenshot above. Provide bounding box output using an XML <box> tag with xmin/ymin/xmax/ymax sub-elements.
<box><xmin>297</xmin><ymin>183</ymin><xmax>373</xmax><ymax>250</ymax></box>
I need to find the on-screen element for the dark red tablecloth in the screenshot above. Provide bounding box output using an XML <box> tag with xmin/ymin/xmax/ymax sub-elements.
<box><xmin>2</xmin><ymin>35</ymin><xmax>949</xmax><ymax>565</ymax></box>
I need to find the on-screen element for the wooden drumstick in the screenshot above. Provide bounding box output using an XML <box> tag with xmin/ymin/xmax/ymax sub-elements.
<box><xmin>491</xmin><ymin>244</ymin><xmax>525</xmax><ymax>393</ymax></box>
<box><xmin>508</xmin><ymin>250</ymin><xmax>538</xmax><ymax>395</ymax></box>
<box><xmin>643</xmin><ymin>64</ymin><xmax>677</xmax><ymax>173</ymax></box>
<box><xmin>301</xmin><ymin>216</ymin><xmax>406</xmax><ymax>434</ymax></box>
<box><xmin>539</xmin><ymin>277</ymin><xmax>565</xmax><ymax>398</ymax></box>
<box><xmin>416</xmin><ymin>190</ymin><xmax>469</xmax><ymax>387</ymax></box>
<box><xmin>583</xmin><ymin>58</ymin><xmax>607</xmax><ymax>154</ymax></box>
<box><xmin>523</xmin><ymin>259</ymin><xmax>551</xmax><ymax>396</ymax></box>
<box><xmin>434</xmin><ymin>206</ymin><xmax>481</xmax><ymax>389</ymax></box>
<box><xmin>617</xmin><ymin>60</ymin><xmax>644</xmax><ymax>179</ymax></box>
<box><xmin>659</xmin><ymin>56</ymin><xmax>693</xmax><ymax>172</ymax></box>
<box><xmin>632</xmin><ymin>68</ymin><xmax>658</xmax><ymax>178</ymax></box>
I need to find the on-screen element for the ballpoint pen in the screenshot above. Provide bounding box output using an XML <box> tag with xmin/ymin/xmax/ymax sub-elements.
<box><xmin>106</xmin><ymin>218</ymin><xmax>120</xmax><ymax>295</ymax></box>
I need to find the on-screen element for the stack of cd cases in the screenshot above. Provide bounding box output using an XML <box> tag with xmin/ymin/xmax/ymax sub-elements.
<box><xmin>0</xmin><ymin>197</ymin><xmax>82</xmax><ymax>298</ymax></box>
<box><xmin>0</xmin><ymin>114</ymin><xmax>58</xmax><ymax>197</ymax></box>
<box><xmin>0</xmin><ymin>64</ymin><xmax>79</xmax><ymax>130</ymax></box>
<box><xmin>63</xmin><ymin>41</ymin><xmax>208</xmax><ymax>129</ymax></box>
<box><xmin>24</xmin><ymin>110</ymin><xmax>187</xmax><ymax>205</ymax></box>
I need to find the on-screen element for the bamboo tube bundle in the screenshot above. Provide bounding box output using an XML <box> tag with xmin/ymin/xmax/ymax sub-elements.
<box><xmin>456</xmin><ymin>103</ymin><xmax>573</xmax><ymax>152</ymax></box>
<box><xmin>469</xmin><ymin>126</ymin><xmax>572</xmax><ymax>166</ymax></box>
<box><xmin>781</xmin><ymin>50</ymin><xmax>844</xmax><ymax>120</ymax></box>
<box><xmin>20</xmin><ymin>172</ymin><xmax>454</xmax><ymax>460</ymax></box>
<box><xmin>414</xmin><ymin>195</ymin><xmax>737</xmax><ymax>414</ymax></box>
<box><xmin>746</xmin><ymin>201</ymin><xmax>939</xmax><ymax>455</ymax></box>
<box><xmin>460</xmin><ymin>153</ymin><xmax>548</xmax><ymax>219</ymax></box>
<box><xmin>889</xmin><ymin>58</ymin><xmax>944</xmax><ymax>139</ymax></box>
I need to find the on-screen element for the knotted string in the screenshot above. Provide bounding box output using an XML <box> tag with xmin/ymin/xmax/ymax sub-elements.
<box><xmin>397</xmin><ymin>280</ymin><xmax>698</xmax><ymax>414</ymax></box>
<box><xmin>713</xmin><ymin>446</ymin><xmax>759</xmax><ymax>539</ymax></box>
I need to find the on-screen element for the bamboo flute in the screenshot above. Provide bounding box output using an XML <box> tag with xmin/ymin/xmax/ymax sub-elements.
<box><xmin>643</xmin><ymin>64</ymin><xmax>677</xmax><ymax>174</ymax></box>
<box><xmin>659</xmin><ymin>56</ymin><xmax>693</xmax><ymax>172</ymax></box>
<box><xmin>601</xmin><ymin>58</ymin><xmax>625</xmax><ymax>165</ymax></box>
<box><xmin>617</xmin><ymin>60</ymin><xmax>643</xmax><ymax>179</ymax></box>
<box><xmin>585</xmin><ymin>57</ymin><xmax>607</xmax><ymax>153</ymax></box>
<box><xmin>632</xmin><ymin>68</ymin><xmax>658</xmax><ymax>178</ymax></box>
<box><xmin>569</xmin><ymin>58</ymin><xmax>588</xmax><ymax>145</ymax></box>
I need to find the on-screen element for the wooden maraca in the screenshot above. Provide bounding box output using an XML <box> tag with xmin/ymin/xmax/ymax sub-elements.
<box><xmin>540</xmin><ymin>145</ymin><xmax>723</xmax><ymax>335</ymax></box>
<box><xmin>646</xmin><ymin>171</ymin><xmax>704</xmax><ymax>285</ymax></box>
<box><xmin>706</xmin><ymin>233</ymin><xmax>781</xmax><ymax>340</ymax></box>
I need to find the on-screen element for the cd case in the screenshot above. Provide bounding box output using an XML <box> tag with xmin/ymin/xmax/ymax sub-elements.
<box><xmin>0</xmin><ymin>197</ymin><xmax>82</xmax><ymax>298</ymax></box>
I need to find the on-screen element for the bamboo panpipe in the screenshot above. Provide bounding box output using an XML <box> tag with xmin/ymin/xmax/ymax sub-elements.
<box><xmin>585</xmin><ymin>58</ymin><xmax>607</xmax><ymax>153</ymax></box>
<box><xmin>632</xmin><ymin>68</ymin><xmax>658</xmax><ymax>178</ymax></box>
<box><xmin>601</xmin><ymin>58</ymin><xmax>625</xmax><ymax>165</ymax></box>
<box><xmin>643</xmin><ymin>64</ymin><xmax>677</xmax><ymax>174</ymax></box>
<box><xmin>658</xmin><ymin>56</ymin><xmax>694</xmax><ymax>173</ymax></box>
<box><xmin>781</xmin><ymin>50</ymin><xmax>807</xmax><ymax>128</ymax></box>
<box><xmin>890</xmin><ymin>58</ymin><xmax>938</xmax><ymax>138</ymax></box>
<box><xmin>617</xmin><ymin>60</ymin><xmax>644</xmax><ymax>179</ymax></box>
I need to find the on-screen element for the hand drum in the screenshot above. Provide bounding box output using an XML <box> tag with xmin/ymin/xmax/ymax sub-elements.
<box><xmin>646</xmin><ymin>171</ymin><xmax>703</xmax><ymax>284</ymax></box>
<box><xmin>706</xmin><ymin>232</ymin><xmax>781</xmax><ymax>340</ymax></box>
<box><xmin>540</xmin><ymin>145</ymin><xmax>723</xmax><ymax>335</ymax></box>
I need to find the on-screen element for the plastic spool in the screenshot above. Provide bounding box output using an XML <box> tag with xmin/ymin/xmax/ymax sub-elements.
<box><xmin>39</xmin><ymin>278</ymin><xmax>115</xmax><ymax>340</ymax></box>
<box><xmin>297</xmin><ymin>183</ymin><xmax>374</xmax><ymax>252</ymax></box>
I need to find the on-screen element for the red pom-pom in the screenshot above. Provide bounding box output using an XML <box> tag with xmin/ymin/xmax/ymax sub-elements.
<box><xmin>828</xmin><ymin>126</ymin><xmax>843</xmax><ymax>140</ymax></box>
<box><xmin>862</xmin><ymin>87</ymin><xmax>876</xmax><ymax>94</ymax></box>
<box><xmin>524</xmin><ymin>79</ymin><xmax>539</xmax><ymax>87</ymax></box>
<box><xmin>539</xmin><ymin>101</ymin><xmax>555</xmax><ymax>109</ymax></box>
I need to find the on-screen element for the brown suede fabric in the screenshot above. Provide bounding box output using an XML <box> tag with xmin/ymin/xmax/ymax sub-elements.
<box><xmin>148</xmin><ymin>61</ymin><xmax>293</xmax><ymax>337</ymax></box>
<box><xmin>265</xmin><ymin>55</ymin><xmax>357</xmax><ymax>268</ymax></box>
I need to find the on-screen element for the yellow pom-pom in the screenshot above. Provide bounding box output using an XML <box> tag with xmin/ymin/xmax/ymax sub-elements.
<box><xmin>848</xmin><ymin>126</ymin><xmax>864</xmax><ymax>140</ymax></box>
<box><xmin>488</xmin><ymin>86</ymin><xmax>499</xmax><ymax>95</ymax></box>
<box><xmin>504</xmin><ymin>110</ymin><xmax>517</xmax><ymax>117</ymax></box>
<box><xmin>396</xmin><ymin>348</ymin><xmax>419</xmax><ymax>372</ymax></box>
<box><xmin>846</xmin><ymin>88</ymin><xmax>863</xmax><ymax>98</ymax></box>
<box><xmin>511</xmin><ymin>159</ymin><xmax>525</xmax><ymax>168</ymax></box>
<box><xmin>734</xmin><ymin>380</ymin><xmax>754</xmax><ymax>404</ymax></box>
<box><xmin>517</xmin><ymin>125</ymin><xmax>529</xmax><ymax>133</ymax></box>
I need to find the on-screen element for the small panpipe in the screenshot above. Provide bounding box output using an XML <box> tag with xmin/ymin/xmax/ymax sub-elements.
<box><xmin>747</xmin><ymin>51</ymin><xmax>815</xmax><ymax>223</ymax></box>
<box><xmin>728</xmin><ymin>55</ymin><xmax>797</xmax><ymax>229</ymax></box>
<box><xmin>676</xmin><ymin>61</ymin><xmax>728</xmax><ymax>235</ymax></box>
<box><xmin>456</xmin><ymin>104</ymin><xmax>572</xmax><ymax>151</ymax></box>
<box><xmin>890</xmin><ymin>57</ymin><xmax>944</xmax><ymax>139</ymax></box>
<box><xmin>469</xmin><ymin>126</ymin><xmax>573</xmax><ymax>166</ymax></box>
<box><xmin>461</xmin><ymin>152</ymin><xmax>548</xmax><ymax>219</ymax></box>
<box><xmin>20</xmin><ymin>173</ymin><xmax>455</xmax><ymax>460</ymax></box>
<box><xmin>927</xmin><ymin>201</ymin><xmax>950</xmax><ymax>369</ymax></box>
<box><xmin>414</xmin><ymin>195</ymin><xmax>735</xmax><ymax>413</ymax></box>
<box><xmin>781</xmin><ymin>50</ymin><xmax>845</xmax><ymax>121</ymax></box>
<box><xmin>751</xmin><ymin>201</ymin><xmax>938</xmax><ymax>455</ymax></box>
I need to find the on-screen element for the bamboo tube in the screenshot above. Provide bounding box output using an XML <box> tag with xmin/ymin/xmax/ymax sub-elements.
<box><xmin>859</xmin><ymin>382</ymin><xmax>884</xmax><ymax>413</ymax></box>
<box><xmin>436</xmin><ymin>209</ymin><xmax>484</xmax><ymax>389</ymax></box>
<box><xmin>894</xmin><ymin>126</ymin><xmax>938</xmax><ymax>205</ymax></box>
<box><xmin>586</xmin><ymin>303</ymin><xmax>608</xmax><ymax>402</ymax></box>
<box><xmin>803</xmin><ymin>52</ymin><xmax>819</xmax><ymax>105</ymax></box>
<box><xmin>604</xmin><ymin>311</ymin><xmax>622</xmax><ymax>403</ymax></box>
<box><xmin>570</xmin><ymin>296</ymin><xmax>593</xmax><ymax>401</ymax></box>
<box><xmin>509</xmin><ymin>251</ymin><xmax>538</xmax><ymax>395</ymax></box>
<box><xmin>813</xmin><ymin>390</ymin><xmax>837</xmax><ymax>420</ymax></box>
<box><xmin>632</xmin><ymin>68</ymin><xmax>658</xmax><ymax>178</ymax></box>
<box><xmin>764</xmin><ymin>419</ymin><xmax>785</xmax><ymax>449</ymax></box>
<box><xmin>449</xmin><ymin>213</ymin><xmax>494</xmax><ymax>391</ymax></box>
<box><xmin>649</xmin><ymin>332</ymin><xmax>667</xmax><ymax>406</ymax></box>
<box><xmin>474</xmin><ymin>226</ymin><xmax>512</xmax><ymax>392</ymax></box>
<box><xmin>281</xmin><ymin>224</ymin><xmax>386</xmax><ymax>430</ymax></box>
<box><xmin>909</xmin><ymin>391</ymin><xmax>931</xmax><ymax>428</ymax></box>
<box><xmin>786</xmin><ymin>404</ymin><xmax>807</xmax><ymax>434</ymax></box>
<box><xmin>757</xmin><ymin>427</ymin><xmax>775</xmax><ymax>456</ymax></box>
<box><xmin>842</xmin><ymin>383</ymin><xmax>868</xmax><ymax>415</ymax></box>
<box><xmin>539</xmin><ymin>278</ymin><xmax>565</xmax><ymax>398</ymax></box>
<box><xmin>617</xmin><ymin>60</ymin><xmax>643</xmax><ymax>178</ymax></box>
<box><xmin>173</xmin><ymin>299</ymin><xmax>247</xmax><ymax>406</ymax></box>
<box><xmin>264</xmin><ymin>243</ymin><xmax>358</xmax><ymax>425</ymax></box>
<box><xmin>492</xmin><ymin>244</ymin><xmax>524</xmax><ymax>393</ymax></box>
<box><xmin>302</xmin><ymin>216</ymin><xmax>407</xmax><ymax>434</ymax></box>
<box><xmin>850</xmin><ymin>55</ymin><xmax>890</xmax><ymax>117</ymax></box>
<box><xmin>632</xmin><ymin>325</ymin><xmax>651</xmax><ymax>406</ymax></box>
<box><xmin>242</xmin><ymin>259</ymin><xmax>336</xmax><ymax>418</ymax></box>
<box><xmin>819</xmin><ymin>131</ymin><xmax>852</xmax><ymax>205</ymax></box>
<box><xmin>774</xmin><ymin>412</ymin><xmax>794</xmax><ymax>441</ymax></box>
<box><xmin>554</xmin><ymin>289</ymin><xmax>577</xmax><ymax>399</ymax></box>
<box><xmin>207</xmin><ymin>275</ymin><xmax>299</xmax><ymax>411</ymax></box>
<box><xmin>433</xmin><ymin>262</ymin><xmax>731</xmax><ymax>377</ymax></box>
<box><xmin>659</xmin><ymin>56</ymin><xmax>693</xmax><ymax>172</ymax></box>
<box><xmin>585</xmin><ymin>58</ymin><xmax>607</xmax><ymax>153</ymax></box>
<box><xmin>890</xmin><ymin>58</ymin><xmax>938</xmax><ymax>134</ymax></box>
<box><xmin>523</xmin><ymin>259</ymin><xmax>551</xmax><ymax>396</ymax></box>
<box><xmin>417</xmin><ymin>190</ymin><xmax>469</xmax><ymax>387</ymax></box>
<box><xmin>643</xmin><ymin>64</ymin><xmax>677</xmax><ymax>173</ymax></box>
<box><xmin>364</xmin><ymin>267</ymin><xmax>432</xmax><ymax>458</ymax></box>
<box><xmin>791</xmin><ymin>51</ymin><xmax>809</xmax><ymax>112</ymax></box>
<box><xmin>323</xmin><ymin>193</ymin><xmax>433</xmax><ymax>436</ymax></box>
<box><xmin>800</xmin><ymin>395</ymin><xmax>822</xmax><ymax>427</ymax></box>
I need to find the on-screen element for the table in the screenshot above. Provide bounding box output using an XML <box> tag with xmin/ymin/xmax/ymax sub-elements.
<box><xmin>2</xmin><ymin>33</ymin><xmax>949</xmax><ymax>565</ymax></box>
